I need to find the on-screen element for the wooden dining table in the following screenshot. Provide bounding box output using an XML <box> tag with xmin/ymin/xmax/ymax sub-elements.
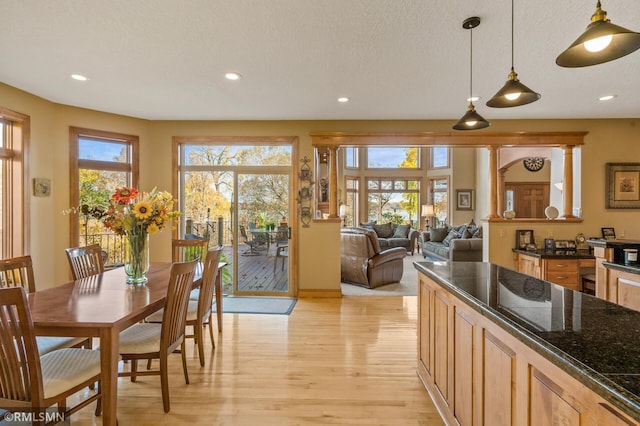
<box><xmin>27</xmin><ymin>262</ymin><xmax>223</xmax><ymax>425</ymax></box>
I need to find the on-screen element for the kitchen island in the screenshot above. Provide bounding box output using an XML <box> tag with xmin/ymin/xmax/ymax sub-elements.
<box><xmin>415</xmin><ymin>261</ymin><xmax>639</xmax><ymax>425</ymax></box>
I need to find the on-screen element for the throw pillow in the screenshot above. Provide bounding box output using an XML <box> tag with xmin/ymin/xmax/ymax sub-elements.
<box><xmin>373</xmin><ymin>223</ymin><xmax>394</xmax><ymax>239</ymax></box>
<box><xmin>458</xmin><ymin>225</ymin><xmax>474</xmax><ymax>239</ymax></box>
<box><xmin>472</xmin><ymin>226</ymin><xmax>483</xmax><ymax>238</ymax></box>
<box><xmin>442</xmin><ymin>230</ymin><xmax>461</xmax><ymax>247</ymax></box>
<box><xmin>429</xmin><ymin>227</ymin><xmax>449</xmax><ymax>242</ymax></box>
<box><xmin>468</xmin><ymin>218</ymin><xmax>476</xmax><ymax>227</ymax></box>
<box><xmin>393</xmin><ymin>224</ymin><xmax>411</xmax><ymax>238</ymax></box>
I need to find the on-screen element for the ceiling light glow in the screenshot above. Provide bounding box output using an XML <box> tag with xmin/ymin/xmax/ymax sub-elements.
<box><xmin>467</xmin><ymin>96</ymin><xmax>480</xmax><ymax>102</ymax></box>
<box><xmin>71</xmin><ymin>74</ymin><xmax>88</xmax><ymax>81</ymax></box>
<box><xmin>225</xmin><ymin>72</ymin><xmax>241</xmax><ymax>80</ymax></box>
<box><xmin>584</xmin><ymin>35</ymin><xmax>613</xmax><ymax>52</ymax></box>
<box><xmin>599</xmin><ymin>94</ymin><xmax>616</xmax><ymax>101</ymax></box>
<box><xmin>337</xmin><ymin>97</ymin><xmax>350</xmax><ymax>103</ymax></box>
<box><xmin>505</xmin><ymin>92</ymin><xmax>522</xmax><ymax>101</ymax></box>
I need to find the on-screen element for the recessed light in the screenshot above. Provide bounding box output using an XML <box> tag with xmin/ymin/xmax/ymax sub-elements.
<box><xmin>598</xmin><ymin>94</ymin><xmax>617</xmax><ymax>101</ymax></box>
<box><xmin>467</xmin><ymin>96</ymin><xmax>480</xmax><ymax>102</ymax></box>
<box><xmin>337</xmin><ymin>97</ymin><xmax>350</xmax><ymax>103</ymax></box>
<box><xmin>71</xmin><ymin>74</ymin><xmax>88</xmax><ymax>81</ymax></box>
<box><xmin>225</xmin><ymin>72</ymin><xmax>241</xmax><ymax>81</ymax></box>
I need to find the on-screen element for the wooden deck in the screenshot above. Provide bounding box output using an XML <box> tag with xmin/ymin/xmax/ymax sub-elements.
<box><xmin>221</xmin><ymin>243</ymin><xmax>288</xmax><ymax>293</ymax></box>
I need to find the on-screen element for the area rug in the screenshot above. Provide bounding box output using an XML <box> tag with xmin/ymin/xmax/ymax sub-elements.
<box><xmin>212</xmin><ymin>296</ymin><xmax>297</xmax><ymax>315</ymax></box>
<box><xmin>340</xmin><ymin>253</ymin><xmax>421</xmax><ymax>296</ymax></box>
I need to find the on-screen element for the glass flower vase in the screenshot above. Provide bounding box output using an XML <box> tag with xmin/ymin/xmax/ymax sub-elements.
<box><xmin>124</xmin><ymin>231</ymin><xmax>149</xmax><ymax>284</ymax></box>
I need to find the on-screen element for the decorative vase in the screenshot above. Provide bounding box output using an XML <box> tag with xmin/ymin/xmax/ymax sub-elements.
<box><xmin>124</xmin><ymin>231</ymin><xmax>149</xmax><ymax>284</ymax></box>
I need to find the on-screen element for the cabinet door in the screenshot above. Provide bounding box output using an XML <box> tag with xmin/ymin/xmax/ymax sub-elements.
<box><xmin>616</xmin><ymin>276</ymin><xmax>640</xmax><ymax>312</ymax></box>
<box><xmin>454</xmin><ymin>308</ymin><xmax>475</xmax><ymax>426</ymax></box>
<box><xmin>433</xmin><ymin>290</ymin><xmax>451</xmax><ymax>404</ymax></box>
<box><xmin>418</xmin><ymin>279</ymin><xmax>433</xmax><ymax>376</ymax></box>
<box><xmin>483</xmin><ymin>331</ymin><xmax>516</xmax><ymax>426</ymax></box>
<box><xmin>530</xmin><ymin>368</ymin><xmax>581</xmax><ymax>425</ymax></box>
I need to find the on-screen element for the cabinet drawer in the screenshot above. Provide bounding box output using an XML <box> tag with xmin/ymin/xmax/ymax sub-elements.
<box><xmin>546</xmin><ymin>259</ymin><xmax>578</xmax><ymax>272</ymax></box>
<box><xmin>546</xmin><ymin>273</ymin><xmax>579</xmax><ymax>291</ymax></box>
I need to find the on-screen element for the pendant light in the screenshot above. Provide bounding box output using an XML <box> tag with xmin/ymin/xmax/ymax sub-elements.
<box><xmin>556</xmin><ymin>1</ymin><xmax>640</xmax><ymax>67</ymax></box>
<box><xmin>453</xmin><ymin>17</ymin><xmax>490</xmax><ymax>131</ymax></box>
<box><xmin>486</xmin><ymin>0</ymin><xmax>540</xmax><ymax>108</ymax></box>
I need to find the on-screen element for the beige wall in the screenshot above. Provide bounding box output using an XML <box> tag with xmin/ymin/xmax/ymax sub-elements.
<box><xmin>2</xmin><ymin>82</ymin><xmax>640</xmax><ymax>290</ymax></box>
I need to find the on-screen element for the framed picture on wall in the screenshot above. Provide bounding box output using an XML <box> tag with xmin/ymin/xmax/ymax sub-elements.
<box><xmin>456</xmin><ymin>189</ymin><xmax>474</xmax><ymax>210</ymax></box>
<box><xmin>602</xmin><ymin>227</ymin><xmax>616</xmax><ymax>240</ymax></box>
<box><xmin>515</xmin><ymin>229</ymin><xmax>534</xmax><ymax>250</ymax></box>
<box><xmin>606</xmin><ymin>163</ymin><xmax>640</xmax><ymax>208</ymax></box>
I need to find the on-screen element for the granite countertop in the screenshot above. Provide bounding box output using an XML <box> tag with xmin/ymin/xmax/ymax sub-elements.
<box><xmin>414</xmin><ymin>261</ymin><xmax>640</xmax><ymax>421</ymax></box>
<box><xmin>587</xmin><ymin>238</ymin><xmax>640</xmax><ymax>248</ymax></box>
<box><xmin>603</xmin><ymin>261</ymin><xmax>640</xmax><ymax>275</ymax></box>
<box><xmin>512</xmin><ymin>248</ymin><xmax>594</xmax><ymax>259</ymax></box>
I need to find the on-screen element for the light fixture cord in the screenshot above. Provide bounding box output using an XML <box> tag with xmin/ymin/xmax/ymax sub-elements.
<box><xmin>511</xmin><ymin>0</ymin><xmax>515</xmax><ymax>68</ymax></box>
<box><xmin>469</xmin><ymin>25</ymin><xmax>473</xmax><ymax>101</ymax></box>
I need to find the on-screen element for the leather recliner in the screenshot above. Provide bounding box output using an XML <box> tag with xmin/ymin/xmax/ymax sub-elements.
<box><xmin>340</xmin><ymin>227</ymin><xmax>406</xmax><ymax>288</ymax></box>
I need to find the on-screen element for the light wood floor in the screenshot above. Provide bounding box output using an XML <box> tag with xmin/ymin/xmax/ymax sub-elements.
<box><xmin>72</xmin><ymin>296</ymin><xmax>443</xmax><ymax>425</ymax></box>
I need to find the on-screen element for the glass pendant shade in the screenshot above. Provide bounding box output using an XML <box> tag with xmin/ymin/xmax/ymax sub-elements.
<box><xmin>453</xmin><ymin>102</ymin><xmax>491</xmax><ymax>130</ymax></box>
<box><xmin>556</xmin><ymin>1</ymin><xmax>640</xmax><ymax>67</ymax></box>
<box><xmin>487</xmin><ymin>68</ymin><xmax>541</xmax><ymax>107</ymax></box>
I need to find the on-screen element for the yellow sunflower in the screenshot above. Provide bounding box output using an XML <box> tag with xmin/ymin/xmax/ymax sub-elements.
<box><xmin>147</xmin><ymin>222</ymin><xmax>160</xmax><ymax>234</ymax></box>
<box><xmin>133</xmin><ymin>201</ymin><xmax>153</xmax><ymax>220</ymax></box>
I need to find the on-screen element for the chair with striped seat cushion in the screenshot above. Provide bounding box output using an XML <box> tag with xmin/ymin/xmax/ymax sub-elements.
<box><xmin>147</xmin><ymin>247</ymin><xmax>223</xmax><ymax>366</ymax></box>
<box><xmin>0</xmin><ymin>255</ymin><xmax>92</xmax><ymax>355</ymax></box>
<box><xmin>0</xmin><ymin>287</ymin><xmax>102</xmax><ymax>421</ymax></box>
<box><xmin>117</xmin><ymin>259</ymin><xmax>197</xmax><ymax>413</ymax></box>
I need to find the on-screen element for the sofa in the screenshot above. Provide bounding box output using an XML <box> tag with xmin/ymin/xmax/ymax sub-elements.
<box><xmin>359</xmin><ymin>222</ymin><xmax>419</xmax><ymax>255</ymax></box>
<box><xmin>340</xmin><ymin>227</ymin><xmax>407</xmax><ymax>288</ymax></box>
<box><xmin>421</xmin><ymin>223</ymin><xmax>483</xmax><ymax>262</ymax></box>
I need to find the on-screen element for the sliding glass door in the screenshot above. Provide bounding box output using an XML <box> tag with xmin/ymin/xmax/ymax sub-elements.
<box><xmin>177</xmin><ymin>141</ymin><xmax>293</xmax><ymax>296</ymax></box>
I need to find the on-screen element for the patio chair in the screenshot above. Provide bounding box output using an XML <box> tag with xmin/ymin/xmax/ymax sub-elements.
<box><xmin>0</xmin><ymin>255</ymin><xmax>92</xmax><ymax>356</ymax></box>
<box><xmin>65</xmin><ymin>243</ymin><xmax>105</xmax><ymax>280</ymax></box>
<box><xmin>117</xmin><ymin>259</ymin><xmax>197</xmax><ymax>413</ymax></box>
<box><xmin>0</xmin><ymin>286</ymin><xmax>102</xmax><ymax>421</ymax></box>
<box><xmin>239</xmin><ymin>224</ymin><xmax>260</xmax><ymax>255</ymax></box>
<box><xmin>147</xmin><ymin>247</ymin><xmax>223</xmax><ymax>366</ymax></box>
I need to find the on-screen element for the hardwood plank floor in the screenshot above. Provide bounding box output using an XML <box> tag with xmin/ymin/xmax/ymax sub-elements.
<box><xmin>71</xmin><ymin>296</ymin><xmax>443</xmax><ymax>425</ymax></box>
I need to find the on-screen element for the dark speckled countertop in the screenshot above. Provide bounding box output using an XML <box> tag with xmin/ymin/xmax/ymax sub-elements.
<box><xmin>512</xmin><ymin>248</ymin><xmax>594</xmax><ymax>259</ymax></box>
<box><xmin>414</xmin><ymin>261</ymin><xmax>640</xmax><ymax>421</ymax></box>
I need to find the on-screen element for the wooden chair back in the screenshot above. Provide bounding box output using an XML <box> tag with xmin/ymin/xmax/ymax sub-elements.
<box><xmin>197</xmin><ymin>247</ymin><xmax>223</xmax><ymax>321</ymax></box>
<box><xmin>65</xmin><ymin>243</ymin><xmax>105</xmax><ymax>280</ymax></box>
<box><xmin>0</xmin><ymin>286</ymin><xmax>44</xmax><ymax>408</ymax></box>
<box><xmin>171</xmin><ymin>239</ymin><xmax>209</xmax><ymax>263</ymax></box>
<box><xmin>161</xmin><ymin>260</ymin><xmax>197</xmax><ymax>356</ymax></box>
<box><xmin>0</xmin><ymin>255</ymin><xmax>36</xmax><ymax>293</ymax></box>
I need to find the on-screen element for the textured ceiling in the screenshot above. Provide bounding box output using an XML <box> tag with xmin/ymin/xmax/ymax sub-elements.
<box><xmin>0</xmin><ymin>1</ymin><xmax>639</xmax><ymax>121</ymax></box>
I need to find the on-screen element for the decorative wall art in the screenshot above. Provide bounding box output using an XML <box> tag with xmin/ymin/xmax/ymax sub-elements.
<box><xmin>606</xmin><ymin>163</ymin><xmax>640</xmax><ymax>209</ymax></box>
<box><xmin>298</xmin><ymin>156</ymin><xmax>314</xmax><ymax>228</ymax></box>
<box><xmin>456</xmin><ymin>189</ymin><xmax>474</xmax><ymax>210</ymax></box>
<box><xmin>33</xmin><ymin>177</ymin><xmax>51</xmax><ymax>197</ymax></box>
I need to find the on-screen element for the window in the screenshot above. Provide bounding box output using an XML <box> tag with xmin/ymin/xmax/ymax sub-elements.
<box><xmin>344</xmin><ymin>178</ymin><xmax>359</xmax><ymax>227</ymax></box>
<box><xmin>367</xmin><ymin>147</ymin><xmax>419</xmax><ymax>169</ymax></box>
<box><xmin>69</xmin><ymin>127</ymin><xmax>139</xmax><ymax>264</ymax></box>
<box><xmin>0</xmin><ymin>108</ymin><xmax>29</xmax><ymax>258</ymax></box>
<box><xmin>429</xmin><ymin>177</ymin><xmax>449</xmax><ymax>226</ymax></box>
<box><xmin>344</xmin><ymin>147</ymin><xmax>359</xmax><ymax>168</ymax></box>
<box><xmin>431</xmin><ymin>147</ymin><xmax>449</xmax><ymax>168</ymax></box>
<box><xmin>366</xmin><ymin>178</ymin><xmax>420</xmax><ymax>225</ymax></box>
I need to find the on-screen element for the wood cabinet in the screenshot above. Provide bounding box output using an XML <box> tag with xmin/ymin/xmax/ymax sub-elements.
<box><xmin>513</xmin><ymin>252</ymin><xmax>595</xmax><ymax>292</ymax></box>
<box><xmin>606</xmin><ymin>268</ymin><xmax>640</xmax><ymax>312</ymax></box>
<box><xmin>417</xmin><ymin>271</ymin><xmax>638</xmax><ymax>426</ymax></box>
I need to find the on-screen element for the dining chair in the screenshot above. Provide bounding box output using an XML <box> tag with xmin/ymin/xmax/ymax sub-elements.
<box><xmin>172</xmin><ymin>238</ymin><xmax>209</xmax><ymax>263</ymax></box>
<box><xmin>0</xmin><ymin>286</ymin><xmax>102</xmax><ymax>421</ymax></box>
<box><xmin>274</xmin><ymin>225</ymin><xmax>289</xmax><ymax>248</ymax></box>
<box><xmin>64</xmin><ymin>243</ymin><xmax>105</xmax><ymax>280</ymax></box>
<box><xmin>147</xmin><ymin>247</ymin><xmax>223</xmax><ymax>366</ymax></box>
<box><xmin>0</xmin><ymin>255</ymin><xmax>92</xmax><ymax>356</ymax></box>
<box><xmin>117</xmin><ymin>259</ymin><xmax>197</xmax><ymax>413</ymax></box>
